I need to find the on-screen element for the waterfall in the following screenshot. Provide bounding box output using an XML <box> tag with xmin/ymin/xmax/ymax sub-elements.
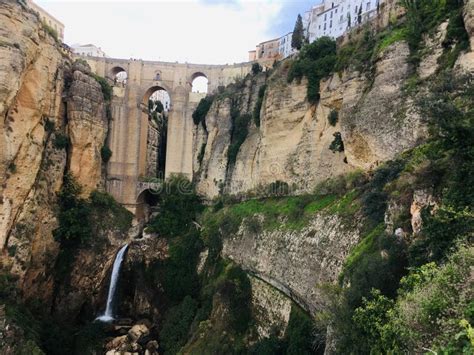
<box><xmin>96</xmin><ymin>244</ymin><xmax>128</xmax><ymax>322</ymax></box>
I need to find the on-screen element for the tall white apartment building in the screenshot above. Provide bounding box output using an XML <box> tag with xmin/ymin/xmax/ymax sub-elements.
<box><xmin>279</xmin><ymin>32</ymin><xmax>296</xmax><ymax>59</ymax></box>
<box><xmin>307</xmin><ymin>0</ymin><xmax>381</xmax><ymax>43</ymax></box>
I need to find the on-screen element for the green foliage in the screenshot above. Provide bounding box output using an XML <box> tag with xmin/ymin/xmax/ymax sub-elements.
<box><xmin>251</xmin><ymin>62</ymin><xmax>262</xmax><ymax>75</ymax></box>
<box><xmin>53</xmin><ymin>133</ymin><xmax>69</xmax><ymax>150</ymax></box>
<box><xmin>228</xmin><ymin>113</ymin><xmax>251</xmax><ymax>165</ymax></box>
<box><xmin>91</xmin><ymin>74</ymin><xmax>112</xmax><ymax>102</ymax></box>
<box><xmin>401</xmin><ymin>0</ymin><xmax>465</xmax><ymax>63</ymax></box>
<box><xmin>409</xmin><ymin>206</ymin><xmax>473</xmax><ymax>266</ymax></box>
<box><xmin>285</xmin><ymin>305</ymin><xmax>315</xmax><ymax>354</ymax></box>
<box><xmin>8</xmin><ymin>161</ymin><xmax>17</xmax><ymax>173</ymax></box>
<box><xmin>327</xmin><ymin>110</ymin><xmax>338</xmax><ymax>126</ymax></box>
<box><xmin>253</xmin><ymin>84</ymin><xmax>266</xmax><ymax>127</ymax></box>
<box><xmin>376</xmin><ymin>27</ymin><xmax>407</xmax><ymax>54</ymax></box>
<box><xmin>147</xmin><ymin>175</ymin><xmax>203</xmax><ymax>237</ymax></box>
<box><xmin>291</xmin><ymin>14</ymin><xmax>304</xmax><ymax>50</ymax></box>
<box><xmin>44</xmin><ymin>118</ymin><xmax>55</xmax><ymax>132</ymax></box>
<box><xmin>100</xmin><ymin>145</ymin><xmax>112</xmax><ymax>163</ymax></box>
<box><xmin>288</xmin><ymin>37</ymin><xmax>337</xmax><ymax>103</ymax></box>
<box><xmin>197</xmin><ymin>142</ymin><xmax>206</xmax><ymax>164</ymax></box>
<box><xmin>41</xmin><ymin>22</ymin><xmax>59</xmax><ymax>43</ymax></box>
<box><xmin>361</xmin><ymin>159</ymin><xmax>405</xmax><ymax>228</ymax></box>
<box><xmin>147</xmin><ymin>230</ymin><xmax>202</xmax><ymax>304</ymax></box>
<box><xmin>342</xmin><ymin>226</ymin><xmax>408</xmax><ymax>309</ymax></box>
<box><xmin>53</xmin><ymin>174</ymin><xmax>132</xmax><ymax>280</ymax></box>
<box><xmin>334</xmin><ymin>27</ymin><xmax>376</xmax><ymax>73</ymax></box>
<box><xmin>192</xmin><ymin>96</ymin><xmax>214</xmax><ymax>126</ymax></box>
<box><xmin>216</xmin><ymin>264</ymin><xmax>252</xmax><ymax>333</ymax></box>
<box><xmin>329</xmin><ymin>132</ymin><xmax>344</xmax><ymax>152</ymax></box>
<box><xmin>160</xmin><ymin>296</ymin><xmax>198</xmax><ymax>354</ymax></box>
<box><xmin>53</xmin><ymin>173</ymin><xmax>91</xmax><ymax>247</ymax></box>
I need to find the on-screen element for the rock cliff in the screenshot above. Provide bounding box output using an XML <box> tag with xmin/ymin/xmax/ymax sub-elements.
<box><xmin>0</xmin><ymin>1</ymin><xmax>111</xmax><ymax>312</ymax></box>
<box><xmin>194</xmin><ymin>39</ymin><xmax>429</xmax><ymax>199</ymax></box>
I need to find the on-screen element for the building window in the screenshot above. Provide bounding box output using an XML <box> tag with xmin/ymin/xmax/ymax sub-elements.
<box><xmin>367</xmin><ymin>2</ymin><xmax>370</xmax><ymax>10</ymax></box>
<box><xmin>335</xmin><ymin>8</ymin><xmax>338</xmax><ymax>13</ymax></box>
<box><xmin>330</xmin><ymin>20</ymin><xmax>332</xmax><ymax>28</ymax></box>
<box><xmin>324</xmin><ymin>23</ymin><xmax>326</xmax><ymax>30</ymax></box>
<box><xmin>319</xmin><ymin>25</ymin><xmax>321</xmax><ymax>29</ymax></box>
<box><xmin>331</xmin><ymin>11</ymin><xmax>333</xmax><ymax>18</ymax></box>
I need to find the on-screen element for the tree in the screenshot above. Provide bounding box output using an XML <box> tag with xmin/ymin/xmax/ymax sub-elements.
<box><xmin>291</xmin><ymin>14</ymin><xmax>304</xmax><ymax>50</ymax></box>
<box><xmin>251</xmin><ymin>62</ymin><xmax>262</xmax><ymax>75</ymax></box>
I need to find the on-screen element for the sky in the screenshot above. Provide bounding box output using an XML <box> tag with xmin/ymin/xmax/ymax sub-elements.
<box><xmin>36</xmin><ymin>0</ymin><xmax>315</xmax><ymax>64</ymax></box>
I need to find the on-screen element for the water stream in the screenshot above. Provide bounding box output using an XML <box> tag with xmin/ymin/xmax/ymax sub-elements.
<box><xmin>96</xmin><ymin>244</ymin><xmax>128</xmax><ymax>322</ymax></box>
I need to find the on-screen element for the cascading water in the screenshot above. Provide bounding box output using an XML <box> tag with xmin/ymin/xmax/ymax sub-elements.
<box><xmin>96</xmin><ymin>244</ymin><xmax>128</xmax><ymax>322</ymax></box>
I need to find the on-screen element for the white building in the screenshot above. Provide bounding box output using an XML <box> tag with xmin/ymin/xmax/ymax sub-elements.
<box><xmin>71</xmin><ymin>44</ymin><xmax>107</xmax><ymax>57</ymax></box>
<box><xmin>307</xmin><ymin>0</ymin><xmax>382</xmax><ymax>43</ymax></box>
<box><xmin>278</xmin><ymin>32</ymin><xmax>296</xmax><ymax>59</ymax></box>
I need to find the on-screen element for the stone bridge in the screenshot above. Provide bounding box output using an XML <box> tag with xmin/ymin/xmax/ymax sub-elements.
<box><xmin>83</xmin><ymin>56</ymin><xmax>252</xmax><ymax>214</ymax></box>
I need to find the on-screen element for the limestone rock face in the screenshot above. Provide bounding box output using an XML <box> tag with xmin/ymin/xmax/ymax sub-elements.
<box><xmin>341</xmin><ymin>41</ymin><xmax>426</xmax><ymax>169</ymax></box>
<box><xmin>456</xmin><ymin>0</ymin><xmax>474</xmax><ymax>72</ymax></box>
<box><xmin>250</xmin><ymin>276</ymin><xmax>291</xmax><ymax>339</ymax></box>
<box><xmin>67</xmin><ymin>69</ymin><xmax>108</xmax><ymax>196</ymax></box>
<box><xmin>222</xmin><ymin>213</ymin><xmax>361</xmax><ymax>314</ymax></box>
<box><xmin>0</xmin><ymin>1</ymin><xmax>68</xmax><ymax>306</ymax></box>
<box><xmin>194</xmin><ymin>41</ymin><xmax>429</xmax><ymax>199</ymax></box>
<box><xmin>0</xmin><ymin>1</ymin><xmax>65</xmax><ymax>254</ymax></box>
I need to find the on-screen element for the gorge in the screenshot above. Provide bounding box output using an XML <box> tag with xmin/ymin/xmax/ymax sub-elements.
<box><xmin>1</xmin><ymin>0</ymin><xmax>474</xmax><ymax>354</ymax></box>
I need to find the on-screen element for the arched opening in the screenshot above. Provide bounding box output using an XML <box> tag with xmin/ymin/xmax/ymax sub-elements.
<box><xmin>111</xmin><ymin>66</ymin><xmax>127</xmax><ymax>85</ymax></box>
<box><xmin>143</xmin><ymin>86</ymin><xmax>171</xmax><ymax>178</ymax></box>
<box><xmin>135</xmin><ymin>189</ymin><xmax>160</xmax><ymax>222</ymax></box>
<box><xmin>191</xmin><ymin>72</ymin><xmax>208</xmax><ymax>94</ymax></box>
<box><xmin>154</xmin><ymin>70</ymin><xmax>162</xmax><ymax>81</ymax></box>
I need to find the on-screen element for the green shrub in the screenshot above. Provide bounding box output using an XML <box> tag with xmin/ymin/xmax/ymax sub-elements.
<box><xmin>197</xmin><ymin>143</ymin><xmax>206</xmax><ymax>164</ymax></box>
<box><xmin>100</xmin><ymin>145</ymin><xmax>112</xmax><ymax>163</ymax></box>
<box><xmin>288</xmin><ymin>37</ymin><xmax>336</xmax><ymax>103</ymax></box>
<box><xmin>251</xmin><ymin>63</ymin><xmax>262</xmax><ymax>75</ymax></box>
<box><xmin>253</xmin><ymin>84</ymin><xmax>266</xmax><ymax>127</ymax></box>
<box><xmin>53</xmin><ymin>133</ymin><xmax>69</xmax><ymax>150</ymax></box>
<box><xmin>160</xmin><ymin>296</ymin><xmax>198</xmax><ymax>354</ymax></box>
<box><xmin>192</xmin><ymin>96</ymin><xmax>214</xmax><ymax>126</ymax></box>
<box><xmin>147</xmin><ymin>175</ymin><xmax>203</xmax><ymax>237</ymax></box>
<box><xmin>44</xmin><ymin>118</ymin><xmax>55</xmax><ymax>132</ymax></box>
<box><xmin>216</xmin><ymin>265</ymin><xmax>252</xmax><ymax>333</ymax></box>
<box><xmin>228</xmin><ymin>113</ymin><xmax>252</xmax><ymax>165</ymax></box>
<box><xmin>329</xmin><ymin>132</ymin><xmax>344</xmax><ymax>152</ymax></box>
<box><xmin>91</xmin><ymin>74</ymin><xmax>112</xmax><ymax>102</ymax></box>
<box><xmin>327</xmin><ymin>110</ymin><xmax>339</xmax><ymax>126</ymax></box>
<box><xmin>8</xmin><ymin>162</ymin><xmax>17</xmax><ymax>173</ymax></box>
<box><xmin>285</xmin><ymin>305</ymin><xmax>315</xmax><ymax>355</ymax></box>
<box><xmin>41</xmin><ymin>22</ymin><xmax>59</xmax><ymax>42</ymax></box>
<box><xmin>334</xmin><ymin>27</ymin><xmax>376</xmax><ymax>73</ymax></box>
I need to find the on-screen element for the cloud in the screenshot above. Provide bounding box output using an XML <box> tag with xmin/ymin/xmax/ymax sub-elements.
<box><xmin>268</xmin><ymin>0</ymin><xmax>317</xmax><ymax>36</ymax></box>
<box><xmin>34</xmin><ymin>0</ymin><xmax>289</xmax><ymax>63</ymax></box>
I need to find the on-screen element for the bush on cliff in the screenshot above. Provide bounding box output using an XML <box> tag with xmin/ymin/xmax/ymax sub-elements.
<box><xmin>192</xmin><ymin>96</ymin><xmax>214</xmax><ymax>126</ymax></box>
<box><xmin>146</xmin><ymin>175</ymin><xmax>203</xmax><ymax>237</ymax></box>
<box><xmin>287</xmin><ymin>36</ymin><xmax>336</xmax><ymax>103</ymax></box>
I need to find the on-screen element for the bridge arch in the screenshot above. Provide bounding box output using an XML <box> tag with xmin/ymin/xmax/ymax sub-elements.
<box><xmin>110</xmin><ymin>66</ymin><xmax>128</xmax><ymax>84</ymax></box>
<box><xmin>190</xmin><ymin>72</ymin><xmax>209</xmax><ymax>93</ymax></box>
<box><xmin>135</xmin><ymin>187</ymin><xmax>160</xmax><ymax>222</ymax></box>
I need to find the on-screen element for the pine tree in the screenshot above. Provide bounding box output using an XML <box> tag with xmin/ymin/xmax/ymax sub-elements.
<box><xmin>291</xmin><ymin>14</ymin><xmax>304</xmax><ymax>50</ymax></box>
